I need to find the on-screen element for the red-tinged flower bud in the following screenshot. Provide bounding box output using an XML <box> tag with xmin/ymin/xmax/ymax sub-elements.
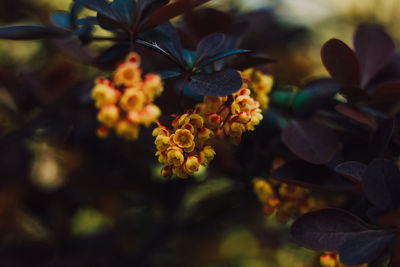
<box><xmin>161</xmin><ymin>165</ymin><xmax>173</xmax><ymax>178</ymax></box>
<box><xmin>97</xmin><ymin>125</ymin><xmax>110</xmax><ymax>138</ymax></box>
<box><xmin>206</xmin><ymin>113</ymin><xmax>223</xmax><ymax>130</ymax></box>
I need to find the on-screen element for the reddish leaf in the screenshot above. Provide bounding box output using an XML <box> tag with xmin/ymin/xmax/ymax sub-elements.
<box><xmin>334</xmin><ymin>161</ymin><xmax>366</xmax><ymax>182</ymax></box>
<box><xmin>339</xmin><ymin>230</ymin><xmax>397</xmax><ymax>265</ymax></box>
<box><xmin>281</xmin><ymin>120</ymin><xmax>340</xmax><ymax>165</ymax></box>
<box><xmin>141</xmin><ymin>0</ymin><xmax>210</xmax><ymax>30</ymax></box>
<box><xmin>335</xmin><ymin>103</ymin><xmax>377</xmax><ymax>128</ymax></box>
<box><xmin>291</xmin><ymin>208</ymin><xmax>370</xmax><ymax>251</ymax></box>
<box><xmin>231</xmin><ymin>54</ymin><xmax>276</xmax><ymax>70</ymax></box>
<box><xmin>368</xmin><ymin>118</ymin><xmax>394</xmax><ymax>160</ymax></box>
<box><xmin>362</xmin><ymin>159</ymin><xmax>400</xmax><ymax>211</ymax></box>
<box><xmin>183</xmin><ymin>8</ymin><xmax>234</xmax><ymax>40</ymax></box>
<box><xmin>271</xmin><ymin>160</ymin><xmax>357</xmax><ymax>191</ymax></box>
<box><xmin>354</xmin><ymin>25</ymin><xmax>396</xmax><ymax>88</ymax></box>
<box><xmin>321</xmin><ymin>39</ymin><xmax>361</xmax><ymax>88</ymax></box>
<box><xmin>371</xmin><ymin>81</ymin><xmax>400</xmax><ymax>102</ymax></box>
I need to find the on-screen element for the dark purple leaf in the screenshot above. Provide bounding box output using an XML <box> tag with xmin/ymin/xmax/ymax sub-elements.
<box><xmin>0</xmin><ymin>25</ymin><xmax>70</xmax><ymax>40</ymax></box>
<box><xmin>231</xmin><ymin>54</ymin><xmax>276</xmax><ymax>70</ymax></box>
<box><xmin>368</xmin><ymin>118</ymin><xmax>394</xmax><ymax>160</ymax></box>
<box><xmin>189</xmin><ymin>69</ymin><xmax>243</xmax><ymax>97</ymax></box>
<box><xmin>271</xmin><ymin>160</ymin><xmax>357</xmax><ymax>191</ymax></box>
<box><xmin>77</xmin><ymin>0</ymin><xmax>118</xmax><ymax>21</ymax></box>
<box><xmin>195</xmin><ymin>33</ymin><xmax>226</xmax><ymax>65</ymax></box>
<box><xmin>334</xmin><ymin>161</ymin><xmax>367</xmax><ymax>182</ymax></box>
<box><xmin>339</xmin><ymin>87</ymin><xmax>371</xmax><ymax>104</ymax></box>
<box><xmin>354</xmin><ymin>25</ymin><xmax>396</xmax><ymax>88</ymax></box>
<box><xmin>281</xmin><ymin>120</ymin><xmax>340</xmax><ymax>165</ymax></box>
<box><xmin>141</xmin><ymin>0</ymin><xmax>210</xmax><ymax>31</ymax></box>
<box><xmin>335</xmin><ymin>103</ymin><xmax>377</xmax><ymax>128</ymax></box>
<box><xmin>291</xmin><ymin>208</ymin><xmax>370</xmax><ymax>251</ymax></box>
<box><xmin>371</xmin><ymin>81</ymin><xmax>400</xmax><ymax>102</ymax></box>
<box><xmin>135</xmin><ymin>39</ymin><xmax>176</xmax><ymax>63</ymax></box>
<box><xmin>367</xmin><ymin>53</ymin><xmax>400</xmax><ymax>90</ymax></box>
<box><xmin>137</xmin><ymin>28</ymin><xmax>170</xmax><ymax>42</ymax></box>
<box><xmin>157</xmin><ymin>23</ymin><xmax>185</xmax><ymax>66</ymax></box>
<box><xmin>321</xmin><ymin>39</ymin><xmax>361</xmax><ymax>88</ymax></box>
<box><xmin>339</xmin><ymin>230</ymin><xmax>397</xmax><ymax>265</ymax></box>
<box><xmin>111</xmin><ymin>0</ymin><xmax>137</xmax><ymax>27</ymax></box>
<box><xmin>362</xmin><ymin>159</ymin><xmax>400</xmax><ymax>211</ymax></box>
<box><xmin>197</xmin><ymin>49</ymin><xmax>251</xmax><ymax>68</ymax></box>
<box><xmin>97</xmin><ymin>43</ymin><xmax>129</xmax><ymax>64</ymax></box>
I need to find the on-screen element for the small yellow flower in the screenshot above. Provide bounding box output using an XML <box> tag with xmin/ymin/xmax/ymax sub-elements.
<box><xmin>113</xmin><ymin>53</ymin><xmax>142</xmax><ymax>87</ymax></box>
<box><xmin>155</xmin><ymin>134</ymin><xmax>170</xmax><ymax>152</ymax></box>
<box><xmin>185</xmin><ymin>156</ymin><xmax>200</xmax><ymax>175</ymax></box>
<box><xmin>199</xmin><ymin>145</ymin><xmax>216</xmax><ymax>166</ymax></box>
<box><xmin>172</xmin><ymin>113</ymin><xmax>189</xmax><ymax>129</ymax></box>
<box><xmin>253</xmin><ymin>178</ymin><xmax>275</xmax><ymax>204</ymax></box>
<box><xmin>232</xmin><ymin>95</ymin><xmax>255</xmax><ymax>114</ymax></box>
<box><xmin>167</xmin><ymin>146</ymin><xmax>184</xmax><ymax>167</ymax></box>
<box><xmin>197</xmin><ymin>128</ymin><xmax>214</xmax><ymax>141</ymax></box>
<box><xmin>224</xmin><ymin>121</ymin><xmax>245</xmax><ymax>137</ymax></box>
<box><xmin>143</xmin><ymin>73</ymin><xmax>163</xmax><ymax>98</ymax></box>
<box><xmin>140</xmin><ymin>105</ymin><xmax>161</xmax><ymax>127</ymax></box>
<box><xmin>173</xmin><ymin>129</ymin><xmax>194</xmax><ymax>149</ymax></box>
<box><xmin>237</xmin><ymin>111</ymin><xmax>252</xmax><ymax>123</ymax></box>
<box><xmin>205</xmin><ymin>113</ymin><xmax>223</xmax><ymax>130</ymax></box>
<box><xmin>120</xmin><ymin>89</ymin><xmax>146</xmax><ymax>112</ymax></box>
<box><xmin>183</xmin><ymin>141</ymin><xmax>195</xmax><ymax>153</ymax></box>
<box><xmin>116</xmin><ymin>120</ymin><xmax>139</xmax><ymax>140</ymax></box>
<box><xmin>181</xmin><ymin>123</ymin><xmax>195</xmax><ymax>134</ymax></box>
<box><xmin>91</xmin><ymin>81</ymin><xmax>120</xmax><ymax>108</ymax></box>
<box><xmin>186</xmin><ymin>113</ymin><xmax>204</xmax><ymax>129</ymax></box>
<box><xmin>97</xmin><ymin>105</ymin><xmax>120</xmax><ymax>127</ymax></box>
<box><xmin>156</xmin><ymin>151</ymin><xmax>168</xmax><ymax>164</ymax></box>
<box><xmin>152</xmin><ymin>125</ymin><xmax>170</xmax><ymax>137</ymax></box>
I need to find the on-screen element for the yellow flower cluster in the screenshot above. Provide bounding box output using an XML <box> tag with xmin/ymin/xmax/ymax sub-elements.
<box><xmin>252</xmin><ymin>175</ymin><xmax>317</xmax><ymax>223</ymax></box>
<box><xmin>320</xmin><ymin>252</ymin><xmax>367</xmax><ymax>267</ymax></box>
<box><xmin>153</xmin><ymin>70</ymin><xmax>271</xmax><ymax>178</ymax></box>
<box><xmin>195</xmin><ymin>87</ymin><xmax>263</xmax><ymax>145</ymax></box>
<box><xmin>153</xmin><ymin>111</ymin><xmax>216</xmax><ymax>178</ymax></box>
<box><xmin>241</xmin><ymin>68</ymin><xmax>273</xmax><ymax>110</ymax></box>
<box><xmin>91</xmin><ymin>53</ymin><xmax>163</xmax><ymax>140</ymax></box>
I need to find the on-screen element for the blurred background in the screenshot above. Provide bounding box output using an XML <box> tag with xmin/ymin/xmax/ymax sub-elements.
<box><xmin>0</xmin><ymin>0</ymin><xmax>396</xmax><ymax>266</ymax></box>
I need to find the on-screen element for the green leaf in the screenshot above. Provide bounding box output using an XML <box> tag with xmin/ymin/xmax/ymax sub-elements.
<box><xmin>182</xmin><ymin>48</ymin><xmax>196</xmax><ymax>68</ymax></box>
<box><xmin>51</xmin><ymin>12</ymin><xmax>72</xmax><ymax>29</ymax></box>
<box><xmin>77</xmin><ymin>17</ymin><xmax>99</xmax><ymax>26</ymax></box>
<box><xmin>157</xmin><ymin>69</ymin><xmax>182</xmax><ymax>79</ymax></box>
